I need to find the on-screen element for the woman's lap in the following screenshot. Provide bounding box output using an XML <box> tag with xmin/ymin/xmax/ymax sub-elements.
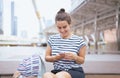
<box><xmin>51</xmin><ymin>67</ymin><xmax>85</xmax><ymax>78</ymax></box>
<box><xmin>67</xmin><ymin>67</ymin><xmax>85</xmax><ymax>78</ymax></box>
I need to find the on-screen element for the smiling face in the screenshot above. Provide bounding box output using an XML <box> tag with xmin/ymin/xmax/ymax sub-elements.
<box><xmin>56</xmin><ymin>20</ymin><xmax>71</xmax><ymax>39</ymax></box>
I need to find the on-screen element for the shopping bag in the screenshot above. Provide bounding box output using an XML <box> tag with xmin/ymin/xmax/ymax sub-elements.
<box><xmin>16</xmin><ymin>54</ymin><xmax>46</xmax><ymax>78</ymax></box>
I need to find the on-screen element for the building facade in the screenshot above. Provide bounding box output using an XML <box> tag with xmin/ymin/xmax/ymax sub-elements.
<box><xmin>71</xmin><ymin>0</ymin><xmax>120</xmax><ymax>54</ymax></box>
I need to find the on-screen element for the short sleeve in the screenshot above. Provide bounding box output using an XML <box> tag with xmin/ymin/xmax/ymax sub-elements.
<box><xmin>47</xmin><ymin>36</ymin><xmax>52</xmax><ymax>47</ymax></box>
<box><xmin>78</xmin><ymin>37</ymin><xmax>86</xmax><ymax>50</ymax></box>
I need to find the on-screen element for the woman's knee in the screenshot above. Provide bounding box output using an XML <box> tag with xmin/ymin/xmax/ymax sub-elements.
<box><xmin>55</xmin><ymin>71</ymin><xmax>72</xmax><ymax>78</ymax></box>
<box><xmin>43</xmin><ymin>72</ymin><xmax>55</xmax><ymax>78</ymax></box>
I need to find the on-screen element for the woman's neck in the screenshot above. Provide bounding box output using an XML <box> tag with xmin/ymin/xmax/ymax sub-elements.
<box><xmin>61</xmin><ymin>32</ymin><xmax>72</xmax><ymax>39</ymax></box>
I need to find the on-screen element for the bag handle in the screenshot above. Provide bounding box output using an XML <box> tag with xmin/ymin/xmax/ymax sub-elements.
<box><xmin>38</xmin><ymin>56</ymin><xmax>46</xmax><ymax>78</ymax></box>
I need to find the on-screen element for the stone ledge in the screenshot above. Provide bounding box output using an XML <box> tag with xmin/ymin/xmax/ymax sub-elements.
<box><xmin>0</xmin><ymin>54</ymin><xmax>120</xmax><ymax>75</ymax></box>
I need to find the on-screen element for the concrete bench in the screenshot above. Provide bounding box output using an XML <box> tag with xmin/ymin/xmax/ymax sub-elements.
<box><xmin>0</xmin><ymin>54</ymin><xmax>120</xmax><ymax>75</ymax></box>
<box><xmin>0</xmin><ymin>47</ymin><xmax>120</xmax><ymax>75</ymax></box>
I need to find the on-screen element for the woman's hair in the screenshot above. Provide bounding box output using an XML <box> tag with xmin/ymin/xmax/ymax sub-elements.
<box><xmin>55</xmin><ymin>8</ymin><xmax>71</xmax><ymax>24</ymax></box>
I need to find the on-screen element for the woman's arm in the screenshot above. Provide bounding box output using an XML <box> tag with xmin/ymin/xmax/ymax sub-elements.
<box><xmin>74</xmin><ymin>46</ymin><xmax>86</xmax><ymax>64</ymax></box>
<box><xmin>63</xmin><ymin>45</ymin><xmax>86</xmax><ymax>64</ymax></box>
<box><xmin>45</xmin><ymin>45</ymin><xmax>64</xmax><ymax>62</ymax></box>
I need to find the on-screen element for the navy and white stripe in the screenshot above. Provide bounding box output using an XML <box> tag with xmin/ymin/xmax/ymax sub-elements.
<box><xmin>17</xmin><ymin>55</ymin><xmax>41</xmax><ymax>77</ymax></box>
<box><xmin>48</xmin><ymin>34</ymin><xmax>86</xmax><ymax>70</ymax></box>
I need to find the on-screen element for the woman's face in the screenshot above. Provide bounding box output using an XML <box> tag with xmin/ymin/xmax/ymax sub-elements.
<box><xmin>56</xmin><ymin>21</ymin><xmax>71</xmax><ymax>38</ymax></box>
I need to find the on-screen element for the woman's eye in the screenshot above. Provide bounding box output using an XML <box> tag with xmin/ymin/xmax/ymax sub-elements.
<box><xmin>58</xmin><ymin>27</ymin><xmax>61</xmax><ymax>29</ymax></box>
<box><xmin>63</xmin><ymin>26</ymin><xmax>67</xmax><ymax>28</ymax></box>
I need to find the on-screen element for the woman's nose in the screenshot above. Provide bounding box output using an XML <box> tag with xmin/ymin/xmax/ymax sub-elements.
<box><xmin>60</xmin><ymin>28</ymin><xmax>64</xmax><ymax>32</ymax></box>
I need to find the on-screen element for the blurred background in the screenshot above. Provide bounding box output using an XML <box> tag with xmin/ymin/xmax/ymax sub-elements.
<box><xmin>0</xmin><ymin>0</ymin><xmax>120</xmax><ymax>78</ymax></box>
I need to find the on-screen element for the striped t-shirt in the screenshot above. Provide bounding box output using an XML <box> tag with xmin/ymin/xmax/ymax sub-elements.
<box><xmin>48</xmin><ymin>34</ymin><xmax>86</xmax><ymax>71</ymax></box>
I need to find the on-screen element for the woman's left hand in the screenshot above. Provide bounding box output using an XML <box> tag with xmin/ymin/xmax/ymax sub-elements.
<box><xmin>64</xmin><ymin>52</ymin><xmax>77</xmax><ymax>60</ymax></box>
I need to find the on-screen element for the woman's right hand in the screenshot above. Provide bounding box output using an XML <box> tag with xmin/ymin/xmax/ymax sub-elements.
<box><xmin>59</xmin><ymin>52</ymin><xmax>65</xmax><ymax>58</ymax></box>
<box><xmin>55</xmin><ymin>53</ymin><xmax>65</xmax><ymax>60</ymax></box>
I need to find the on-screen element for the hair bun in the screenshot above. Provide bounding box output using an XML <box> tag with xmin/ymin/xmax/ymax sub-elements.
<box><xmin>58</xmin><ymin>8</ymin><xmax>65</xmax><ymax>14</ymax></box>
<box><xmin>60</xmin><ymin>8</ymin><xmax>65</xmax><ymax>12</ymax></box>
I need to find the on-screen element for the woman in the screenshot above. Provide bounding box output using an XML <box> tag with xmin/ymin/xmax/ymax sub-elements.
<box><xmin>43</xmin><ymin>8</ymin><xmax>86</xmax><ymax>78</ymax></box>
